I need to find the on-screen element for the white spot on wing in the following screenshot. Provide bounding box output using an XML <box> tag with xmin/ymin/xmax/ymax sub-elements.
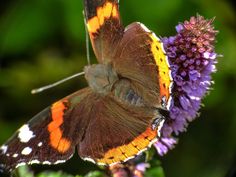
<box><xmin>166</xmin><ymin>95</ymin><xmax>172</xmax><ymax>110</ymax></box>
<box><xmin>15</xmin><ymin>162</ymin><xmax>26</xmax><ymax>169</ymax></box>
<box><xmin>42</xmin><ymin>161</ymin><xmax>51</xmax><ymax>165</ymax></box>
<box><xmin>38</xmin><ymin>142</ymin><xmax>43</xmax><ymax>147</ymax></box>
<box><xmin>138</xmin><ymin>22</ymin><xmax>151</xmax><ymax>33</ymax></box>
<box><xmin>13</xmin><ymin>153</ymin><xmax>18</xmax><ymax>158</ymax></box>
<box><xmin>29</xmin><ymin>160</ymin><xmax>40</xmax><ymax>164</ymax></box>
<box><xmin>0</xmin><ymin>145</ymin><xmax>8</xmax><ymax>154</ymax></box>
<box><xmin>21</xmin><ymin>147</ymin><xmax>32</xmax><ymax>155</ymax></box>
<box><xmin>150</xmin><ymin>138</ymin><xmax>158</xmax><ymax>146</ymax></box>
<box><xmin>54</xmin><ymin>160</ymin><xmax>66</xmax><ymax>164</ymax></box>
<box><xmin>157</xmin><ymin>119</ymin><xmax>165</xmax><ymax>137</ymax></box>
<box><xmin>18</xmin><ymin>124</ymin><xmax>35</xmax><ymax>143</ymax></box>
<box><xmin>97</xmin><ymin>162</ymin><xmax>107</xmax><ymax>166</ymax></box>
<box><xmin>28</xmin><ymin>159</ymin><xmax>66</xmax><ymax>165</ymax></box>
<box><xmin>83</xmin><ymin>157</ymin><xmax>96</xmax><ymax>164</ymax></box>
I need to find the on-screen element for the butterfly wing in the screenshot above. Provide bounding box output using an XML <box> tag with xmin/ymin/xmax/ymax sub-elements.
<box><xmin>0</xmin><ymin>87</ymin><xmax>164</xmax><ymax>171</ymax></box>
<box><xmin>83</xmin><ymin>0</ymin><xmax>124</xmax><ymax>64</ymax></box>
<box><xmin>82</xmin><ymin>1</ymin><xmax>171</xmax><ymax>165</ymax></box>
<box><xmin>84</xmin><ymin>0</ymin><xmax>172</xmax><ymax>108</ymax></box>
<box><xmin>112</xmin><ymin>22</ymin><xmax>173</xmax><ymax>109</ymax></box>
<box><xmin>76</xmin><ymin>92</ymin><xmax>163</xmax><ymax>165</ymax></box>
<box><xmin>0</xmin><ymin>88</ymin><xmax>92</xmax><ymax>172</ymax></box>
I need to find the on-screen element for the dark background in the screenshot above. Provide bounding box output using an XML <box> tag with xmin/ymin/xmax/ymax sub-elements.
<box><xmin>0</xmin><ymin>0</ymin><xmax>236</xmax><ymax>177</ymax></box>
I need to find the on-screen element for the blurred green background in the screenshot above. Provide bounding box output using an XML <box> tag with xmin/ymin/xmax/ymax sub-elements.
<box><xmin>0</xmin><ymin>0</ymin><xmax>235</xmax><ymax>177</ymax></box>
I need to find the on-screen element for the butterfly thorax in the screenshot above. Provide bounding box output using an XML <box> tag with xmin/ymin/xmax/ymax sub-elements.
<box><xmin>84</xmin><ymin>64</ymin><xmax>118</xmax><ymax>94</ymax></box>
<box><xmin>84</xmin><ymin>64</ymin><xmax>145</xmax><ymax>107</ymax></box>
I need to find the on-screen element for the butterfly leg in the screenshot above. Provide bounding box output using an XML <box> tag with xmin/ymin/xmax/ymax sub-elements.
<box><xmin>151</xmin><ymin>116</ymin><xmax>165</xmax><ymax>131</ymax></box>
<box><xmin>151</xmin><ymin>108</ymin><xmax>169</xmax><ymax>131</ymax></box>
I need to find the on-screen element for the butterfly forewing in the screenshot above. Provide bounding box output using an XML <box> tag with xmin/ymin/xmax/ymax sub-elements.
<box><xmin>0</xmin><ymin>88</ymin><xmax>92</xmax><ymax>172</ymax></box>
<box><xmin>83</xmin><ymin>0</ymin><xmax>124</xmax><ymax>63</ymax></box>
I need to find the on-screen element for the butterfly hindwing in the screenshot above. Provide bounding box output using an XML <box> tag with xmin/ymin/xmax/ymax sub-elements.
<box><xmin>0</xmin><ymin>88</ymin><xmax>92</xmax><ymax>172</ymax></box>
<box><xmin>76</xmin><ymin>91</ymin><xmax>162</xmax><ymax>165</ymax></box>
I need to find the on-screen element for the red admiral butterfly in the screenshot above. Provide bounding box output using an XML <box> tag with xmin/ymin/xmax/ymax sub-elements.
<box><xmin>0</xmin><ymin>0</ymin><xmax>172</xmax><ymax>173</ymax></box>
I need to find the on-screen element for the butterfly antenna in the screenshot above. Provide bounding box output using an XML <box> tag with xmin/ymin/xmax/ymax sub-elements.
<box><xmin>32</xmin><ymin>11</ymin><xmax>90</xmax><ymax>94</ymax></box>
<box><xmin>31</xmin><ymin>71</ymin><xmax>85</xmax><ymax>94</ymax></box>
<box><xmin>83</xmin><ymin>10</ymin><xmax>91</xmax><ymax>66</ymax></box>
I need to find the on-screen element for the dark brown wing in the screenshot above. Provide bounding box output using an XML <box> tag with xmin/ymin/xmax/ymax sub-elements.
<box><xmin>0</xmin><ymin>86</ymin><xmax>163</xmax><ymax>171</ymax></box>
<box><xmin>0</xmin><ymin>88</ymin><xmax>92</xmax><ymax>172</ymax></box>
<box><xmin>77</xmin><ymin>92</ymin><xmax>162</xmax><ymax>165</ymax></box>
<box><xmin>84</xmin><ymin>1</ymin><xmax>172</xmax><ymax>108</ymax></box>
<box><xmin>83</xmin><ymin>0</ymin><xmax>124</xmax><ymax>64</ymax></box>
<box><xmin>112</xmin><ymin>22</ymin><xmax>173</xmax><ymax>109</ymax></box>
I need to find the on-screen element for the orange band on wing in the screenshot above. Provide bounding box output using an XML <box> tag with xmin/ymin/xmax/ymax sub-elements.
<box><xmin>48</xmin><ymin>100</ymin><xmax>71</xmax><ymax>153</ymax></box>
<box><xmin>57</xmin><ymin>138</ymin><xmax>71</xmax><ymax>153</ymax></box>
<box><xmin>87</xmin><ymin>17</ymin><xmax>100</xmax><ymax>34</ymax></box>
<box><xmin>87</xmin><ymin>2</ymin><xmax>119</xmax><ymax>37</ymax></box>
<box><xmin>96</xmin><ymin>127</ymin><xmax>157</xmax><ymax>165</ymax></box>
<box><xmin>149</xmin><ymin>33</ymin><xmax>173</xmax><ymax>107</ymax></box>
<box><xmin>50</xmin><ymin>128</ymin><xmax>62</xmax><ymax>148</ymax></box>
<box><xmin>48</xmin><ymin>101</ymin><xmax>66</xmax><ymax>132</ymax></box>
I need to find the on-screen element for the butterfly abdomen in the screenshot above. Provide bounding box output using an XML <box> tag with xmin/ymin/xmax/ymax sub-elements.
<box><xmin>113</xmin><ymin>79</ymin><xmax>145</xmax><ymax>107</ymax></box>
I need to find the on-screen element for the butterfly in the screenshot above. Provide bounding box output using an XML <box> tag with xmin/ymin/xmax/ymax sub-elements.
<box><xmin>0</xmin><ymin>0</ymin><xmax>172</xmax><ymax>173</ymax></box>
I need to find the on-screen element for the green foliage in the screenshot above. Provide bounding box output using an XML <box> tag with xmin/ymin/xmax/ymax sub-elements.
<box><xmin>145</xmin><ymin>160</ymin><xmax>165</xmax><ymax>177</ymax></box>
<box><xmin>146</xmin><ymin>167</ymin><xmax>165</xmax><ymax>177</ymax></box>
<box><xmin>84</xmin><ymin>171</ymin><xmax>106</xmax><ymax>177</ymax></box>
<box><xmin>14</xmin><ymin>166</ymin><xmax>105</xmax><ymax>177</ymax></box>
<box><xmin>16</xmin><ymin>166</ymin><xmax>34</xmax><ymax>177</ymax></box>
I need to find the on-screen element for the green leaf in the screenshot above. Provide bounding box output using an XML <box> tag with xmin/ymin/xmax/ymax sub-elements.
<box><xmin>145</xmin><ymin>166</ymin><xmax>165</xmax><ymax>177</ymax></box>
<box><xmin>84</xmin><ymin>171</ymin><xmax>107</xmax><ymax>177</ymax></box>
<box><xmin>37</xmin><ymin>171</ymin><xmax>74</xmax><ymax>177</ymax></box>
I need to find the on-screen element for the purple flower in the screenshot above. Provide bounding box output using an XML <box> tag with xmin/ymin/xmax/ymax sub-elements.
<box><xmin>110</xmin><ymin>164</ymin><xmax>130</xmax><ymax>177</ymax></box>
<box><xmin>135</xmin><ymin>163</ymin><xmax>150</xmax><ymax>172</ymax></box>
<box><xmin>134</xmin><ymin>163</ymin><xmax>150</xmax><ymax>177</ymax></box>
<box><xmin>109</xmin><ymin>163</ymin><xmax>150</xmax><ymax>177</ymax></box>
<box><xmin>155</xmin><ymin>15</ymin><xmax>218</xmax><ymax>155</ymax></box>
<box><xmin>154</xmin><ymin>138</ymin><xmax>177</xmax><ymax>156</ymax></box>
